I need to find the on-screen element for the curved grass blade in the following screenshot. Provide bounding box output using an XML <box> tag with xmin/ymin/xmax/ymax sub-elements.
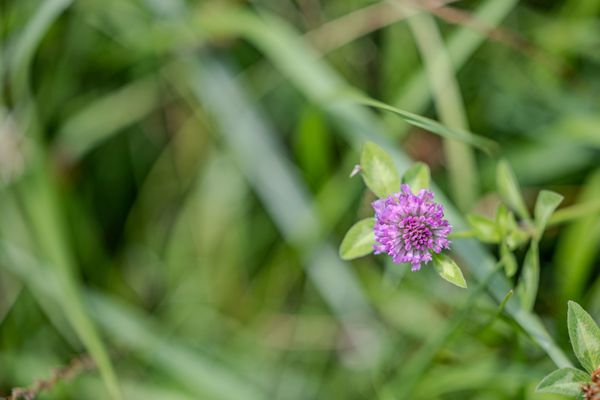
<box><xmin>385</xmin><ymin>0</ymin><xmax>519</xmax><ymax>137</ymax></box>
<box><xmin>344</xmin><ymin>93</ymin><xmax>498</xmax><ymax>155</ymax></box>
<box><xmin>8</xmin><ymin>0</ymin><xmax>72</xmax><ymax>99</ymax></box>
<box><xmin>555</xmin><ymin>169</ymin><xmax>600</xmax><ymax>305</ymax></box>
<box><xmin>195</xmin><ymin>10</ymin><xmax>497</xmax><ymax>155</ymax></box>
<box><xmin>6</xmin><ymin>0</ymin><xmax>122</xmax><ymax>396</ymax></box>
<box><xmin>55</xmin><ymin>77</ymin><xmax>160</xmax><ymax>161</ymax></box>
<box><xmin>17</xmin><ymin>171</ymin><xmax>123</xmax><ymax>399</ymax></box>
<box><xmin>0</xmin><ymin>241</ymin><xmax>268</xmax><ymax>400</ymax></box>
<box><xmin>404</xmin><ymin>9</ymin><xmax>478</xmax><ymax>210</ymax></box>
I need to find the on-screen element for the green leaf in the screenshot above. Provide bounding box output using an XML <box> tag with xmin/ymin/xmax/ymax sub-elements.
<box><xmin>360</xmin><ymin>141</ymin><xmax>400</xmax><ymax>198</ymax></box>
<box><xmin>536</xmin><ymin>367</ymin><xmax>589</xmax><ymax>396</ymax></box>
<box><xmin>534</xmin><ymin>190</ymin><xmax>564</xmax><ymax>236</ymax></box>
<box><xmin>339</xmin><ymin>218</ymin><xmax>376</xmax><ymax>260</ymax></box>
<box><xmin>495</xmin><ymin>205</ymin><xmax>528</xmax><ymax>250</ymax></box>
<box><xmin>402</xmin><ymin>162</ymin><xmax>430</xmax><ymax>193</ymax></box>
<box><xmin>517</xmin><ymin>243</ymin><xmax>539</xmax><ymax>311</ymax></box>
<box><xmin>506</xmin><ymin>227</ymin><xmax>529</xmax><ymax>250</ymax></box>
<box><xmin>500</xmin><ymin>242</ymin><xmax>517</xmax><ymax>277</ymax></box>
<box><xmin>568</xmin><ymin>301</ymin><xmax>600</xmax><ymax>373</ymax></box>
<box><xmin>432</xmin><ymin>253</ymin><xmax>467</xmax><ymax>288</ymax></box>
<box><xmin>497</xmin><ymin>160</ymin><xmax>530</xmax><ymax>221</ymax></box>
<box><xmin>466</xmin><ymin>214</ymin><xmax>500</xmax><ymax>243</ymax></box>
<box><xmin>495</xmin><ymin>204</ymin><xmax>513</xmax><ymax>236</ymax></box>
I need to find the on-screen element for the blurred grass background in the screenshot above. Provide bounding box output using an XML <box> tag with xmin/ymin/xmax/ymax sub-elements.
<box><xmin>0</xmin><ymin>0</ymin><xmax>599</xmax><ymax>399</ymax></box>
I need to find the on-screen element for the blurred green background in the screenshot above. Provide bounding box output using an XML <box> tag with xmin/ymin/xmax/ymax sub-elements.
<box><xmin>0</xmin><ymin>0</ymin><xmax>599</xmax><ymax>399</ymax></box>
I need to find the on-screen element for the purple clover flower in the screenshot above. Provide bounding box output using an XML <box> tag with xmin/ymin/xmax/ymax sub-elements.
<box><xmin>373</xmin><ymin>184</ymin><xmax>451</xmax><ymax>271</ymax></box>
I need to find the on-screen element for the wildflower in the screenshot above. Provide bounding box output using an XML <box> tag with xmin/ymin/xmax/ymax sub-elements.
<box><xmin>372</xmin><ymin>184</ymin><xmax>451</xmax><ymax>271</ymax></box>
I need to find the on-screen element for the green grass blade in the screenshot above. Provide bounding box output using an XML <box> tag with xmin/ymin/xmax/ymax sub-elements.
<box><xmin>385</xmin><ymin>0</ymin><xmax>519</xmax><ymax>136</ymax></box>
<box><xmin>404</xmin><ymin>10</ymin><xmax>478</xmax><ymax>210</ymax></box>
<box><xmin>8</xmin><ymin>0</ymin><xmax>72</xmax><ymax>100</ymax></box>
<box><xmin>88</xmin><ymin>293</ymin><xmax>268</xmax><ymax>400</ymax></box>
<box><xmin>347</xmin><ymin>94</ymin><xmax>497</xmax><ymax>155</ymax></box>
<box><xmin>0</xmin><ymin>241</ymin><xmax>268</xmax><ymax>400</ymax></box>
<box><xmin>555</xmin><ymin>169</ymin><xmax>600</xmax><ymax>305</ymax></box>
<box><xmin>17</xmin><ymin>169</ymin><xmax>123</xmax><ymax>399</ymax></box>
<box><xmin>180</xmin><ymin>58</ymin><xmax>386</xmax><ymax>364</ymax></box>
<box><xmin>55</xmin><ymin>77</ymin><xmax>160</xmax><ymax>161</ymax></box>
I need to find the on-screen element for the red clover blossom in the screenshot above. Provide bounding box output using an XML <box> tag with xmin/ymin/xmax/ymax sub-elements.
<box><xmin>373</xmin><ymin>184</ymin><xmax>451</xmax><ymax>271</ymax></box>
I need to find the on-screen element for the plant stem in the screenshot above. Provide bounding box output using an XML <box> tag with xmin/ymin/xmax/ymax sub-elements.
<box><xmin>549</xmin><ymin>201</ymin><xmax>600</xmax><ymax>227</ymax></box>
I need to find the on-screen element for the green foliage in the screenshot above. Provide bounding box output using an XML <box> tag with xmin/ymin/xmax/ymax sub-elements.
<box><xmin>495</xmin><ymin>205</ymin><xmax>528</xmax><ymax>250</ymax></box>
<box><xmin>555</xmin><ymin>170</ymin><xmax>600</xmax><ymax>305</ymax></box>
<box><xmin>499</xmin><ymin>242</ymin><xmax>518</xmax><ymax>278</ymax></box>
<box><xmin>339</xmin><ymin>218</ymin><xmax>375</xmax><ymax>260</ymax></box>
<box><xmin>536</xmin><ymin>368</ymin><xmax>589</xmax><ymax>396</ymax></box>
<box><xmin>467</xmin><ymin>214</ymin><xmax>501</xmax><ymax>243</ymax></box>
<box><xmin>568</xmin><ymin>301</ymin><xmax>600</xmax><ymax>374</ymax></box>
<box><xmin>517</xmin><ymin>242</ymin><xmax>540</xmax><ymax>311</ymax></box>
<box><xmin>534</xmin><ymin>190</ymin><xmax>564</xmax><ymax>238</ymax></box>
<box><xmin>360</xmin><ymin>141</ymin><xmax>401</xmax><ymax>198</ymax></box>
<box><xmin>343</xmin><ymin>143</ymin><xmax>467</xmax><ymax>288</ymax></box>
<box><xmin>496</xmin><ymin>160</ymin><xmax>531</xmax><ymax>222</ymax></box>
<box><xmin>350</xmin><ymin>94</ymin><xmax>497</xmax><ymax>154</ymax></box>
<box><xmin>1</xmin><ymin>0</ymin><xmax>600</xmax><ymax>399</ymax></box>
<box><xmin>537</xmin><ymin>301</ymin><xmax>600</xmax><ymax>398</ymax></box>
<box><xmin>432</xmin><ymin>253</ymin><xmax>468</xmax><ymax>289</ymax></box>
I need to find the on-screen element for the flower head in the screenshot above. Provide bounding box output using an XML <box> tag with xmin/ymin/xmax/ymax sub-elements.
<box><xmin>372</xmin><ymin>184</ymin><xmax>451</xmax><ymax>271</ymax></box>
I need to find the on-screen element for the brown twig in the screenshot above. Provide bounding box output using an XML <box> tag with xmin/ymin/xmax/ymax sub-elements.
<box><xmin>2</xmin><ymin>354</ymin><xmax>96</xmax><ymax>400</ymax></box>
<box><xmin>409</xmin><ymin>0</ymin><xmax>566</xmax><ymax>73</ymax></box>
<box><xmin>304</xmin><ymin>0</ymin><xmax>460</xmax><ymax>53</ymax></box>
<box><xmin>423</xmin><ymin>2</ymin><xmax>531</xmax><ymax>52</ymax></box>
<box><xmin>307</xmin><ymin>0</ymin><xmax>563</xmax><ymax>74</ymax></box>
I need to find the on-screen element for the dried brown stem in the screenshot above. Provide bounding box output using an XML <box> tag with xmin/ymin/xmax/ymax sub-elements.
<box><xmin>305</xmin><ymin>0</ymin><xmax>460</xmax><ymax>53</ymax></box>
<box><xmin>2</xmin><ymin>354</ymin><xmax>96</xmax><ymax>400</ymax></box>
<box><xmin>407</xmin><ymin>0</ymin><xmax>566</xmax><ymax>73</ymax></box>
